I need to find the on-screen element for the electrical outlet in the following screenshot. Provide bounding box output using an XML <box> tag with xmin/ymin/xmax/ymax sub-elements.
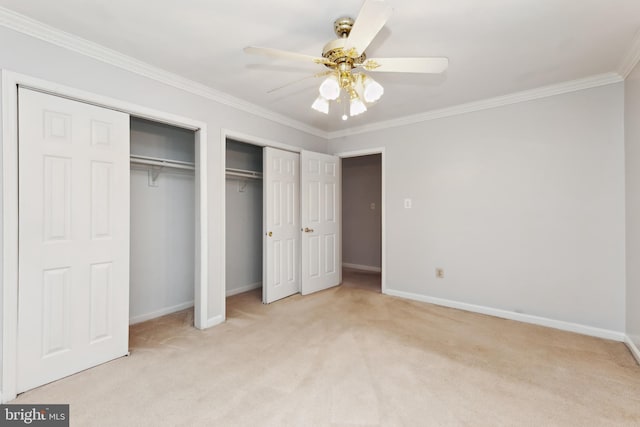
<box><xmin>404</xmin><ymin>198</ymin><xmax>412</xmax><ymax>209</ymax></box>
<box><xmin>436</xmin><ymin>268</ymin><xmax>444</xmax><ymax>279</ymax></box>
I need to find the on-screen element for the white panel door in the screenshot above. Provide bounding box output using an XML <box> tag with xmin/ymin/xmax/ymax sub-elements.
<box><xmin>263</xmin><ymin>147</ymin><xmax>300</xmax><ymax>303</ymax></box>
<box><xmin>301</xmin><ymin>151</ymin><xmax>341</xmax><ymax>295</ymax></box>
<box><xmin>17</xmin><ymin>88</ymin><xmax>130</xmax><ymax>393</ymax></box>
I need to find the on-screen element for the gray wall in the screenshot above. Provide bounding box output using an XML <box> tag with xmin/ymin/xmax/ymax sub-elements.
<box><xmin>330</xmin><ymin>83</ymin><xmax>626</xmax><ymax>332</ymax></box>
<box><xmin>226</xmin><ymin>140</ymin><xmax>263</xmax><ymax>295</ymax></box>
<box><xmin>130</xmin><ymin>118</ymin><xmax>195</xmax><ymax>323</ymax></box>
<box><xmin>342</xmin><ymin>155</ymin><xmax>382</xmax><ymax>270</ymax></box>
<box><xmin>626</xmin><ymin>62</ymin><xmax>640</xmax><ymax>352</ymax></box>
<box><xmin>0</xmin><ymin>26</ymin><xmax>328</xmax><ymax>387</ymax></box>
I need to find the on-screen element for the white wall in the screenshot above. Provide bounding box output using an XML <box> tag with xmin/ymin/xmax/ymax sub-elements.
<box><xmin>625</xmin><ymin>61</ymin><xmax>640</xmax><ymax>350</ymax></box>
<box><xmin>342</xmin><ymin>155</ymin><xmax>382</xmax><ymax>270</ymax></box>
<box><xmin>0</xmin><ymin>25</ymin><xmax>327</xmax><ymax>370</ymax></box>
<box><xmin>129</xmin><ymin>118</ymin><xmax>195</xmax><ymax>323</ymax></box>
<box><xmin>225</xmin><ymin>140</ymin><xmax>263</xmax><ymax>295</ymax></box>
<box><xmin>330</xmin><ymin>83</ymin><xmax>626</xmax><ymax>332</ymax></box>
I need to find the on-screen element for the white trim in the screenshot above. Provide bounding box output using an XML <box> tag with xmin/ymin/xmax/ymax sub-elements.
<box><xmin>385</xmin><ymin>288</ymin><xmax>626</xmax><ymax>342</ymax></box>
<box><xmin>223</xmin><ymin>129</ymin><xmax>306</xmax><ymax>153</ymax></box>
<box><xmin>327</xmin><ymin>73</ymin><xmax>623</xmax><ymax>139</ymax></box>
<box><xmin>129</xmin><ymin>301</ymin><xmax>195</xmax><ymax>325</ymax></box>
<box><xmin>226</xmin><ymin>282</ymin><xmax>262</xmax><ymax>297</ymax></box>
<box><xmin>619</xmin><ymin>29</ymin><xmax>640</xmax><ymax>79</ymax></box>
<box><xmin>193</xmin><ymin>129</ymin><xmax>208</xmax><ymax>330</ymax></box>
<box><xmin>381</xmin><ymin>151</ymin><xmax>386</xmax><ymax>294</ymax></box>
<box><xmin>206</xmin><ymin>315</ymin><xmax>225</xmax><ymax>328</ymax></box>
<box><xmin>0</xmin><ymin>6</ymin><xmax>327</xmax><ymax>139</ymax></box>
<box><xmin>1</xmin><ymin>70</ymin><xmax>210</xmax><ymax>403</ymax></box>
<box><xmin>219</xmin><ymin>130</ymin><xmax>227</xmax><ymax>322</ymax></box>
<box><xmin>625</xmin><ymin>335</ymin><xmax>640</xmax><ymax>365</ymax></box>
<box><xmin>336</xmin><ymin>147</ymin><xmax>386</xmax><ymax>294</ymax></box>
<box><xmin>337</xmin><ymin>148</ymin><xmax>384</xmax><ymax>158</ymax></box>
<box><xmin>1</xmin><ymin>70</ymin><xmax>19</xmax><ymax>404</ymax></box>
<box><xmin>342</xmin><ymin>263</ymin><xmax>382</xmax><ymax>273</ymax></box>
<box><xmin>0</xmin><ymin>7</ymin><xmax>630</xmax><ymax>143</ymax></box>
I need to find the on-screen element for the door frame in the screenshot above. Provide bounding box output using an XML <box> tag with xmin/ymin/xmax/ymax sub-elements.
<box><xmin>335</xmin><ymin>148</ymin><xmax>386</xmax><ymax>294</ymax></box>
<box><xmin>220</xmin><ymin>129</ymin><xmax>304</xmax><ymax>310</ymax></box>
<box><xmin>1</xmin><ymin>70</ymin><xmax>209</xmax><ymax>402</ymax></box>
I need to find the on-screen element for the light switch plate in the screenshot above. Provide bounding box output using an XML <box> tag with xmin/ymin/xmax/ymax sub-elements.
<box><xmin>404</xmin><ymin>198</ymin><xmax>412</xmax><ymax>209</ymax></box>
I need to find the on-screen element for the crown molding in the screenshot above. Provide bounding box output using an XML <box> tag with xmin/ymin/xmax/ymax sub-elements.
<box><xmin>0</xmin><ymin>6</ymin><xmax>629</xmax><ymax>142</ymax></box>
<box><xmin>327</xmin><ymin>72</ymin><xmax>624</xmax><ymax>139</ymax></box>
<box><xmin>0</xmin><ymin>6</ymin><xmax>328</xmax><ymax>139</ymax></box>
<box><xmin>619</xmin><ymin>29</ymin><xmax>640</xmax><ymax>79</ymax></box>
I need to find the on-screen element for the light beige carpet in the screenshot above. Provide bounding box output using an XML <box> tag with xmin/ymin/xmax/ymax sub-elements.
<box><xmin>12</xmin><ymin>269</ymin><xmax>640</xmax><ymax>426</ymax></box>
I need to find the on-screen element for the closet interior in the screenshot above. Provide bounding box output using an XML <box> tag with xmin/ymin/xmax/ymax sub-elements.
<box><xmin>129</xmin><ymin>117</ymin><xmax>196</xmax><ymax>324</ymax></box>
<box><xmin>225</xmin><ymin>139</ymin><xmax>264</xmax><ymax>297</ymax></box>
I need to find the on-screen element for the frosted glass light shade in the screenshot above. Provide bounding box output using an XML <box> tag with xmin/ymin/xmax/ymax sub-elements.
<box><xmin>350</xmin><ymin>97</ymin><xmax>367</xmax><ymax>116</ymax></box>
<box><xmin>363</xmin><ymin>77</ymin><xmax>384</xmax><ymax>103</ymax></box>
<box><xmin>311</xmin><ymin>96</ymin><xmax>329</xmax><ymax>114</ymax></box>
<box><xmin>319</xmin><ymin>76</ymin><xmax>340</xmax><ymax>100</ymax></box>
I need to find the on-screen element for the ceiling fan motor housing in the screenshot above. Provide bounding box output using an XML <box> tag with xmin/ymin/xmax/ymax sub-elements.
<box><xmin>334</xmin><ymin>17</ymin><xmax>355</xmax><ymax>38</ymax></box>
<box><xmin>322</xmin><ymin>16</ymin><xmax>366</xmax><ymax>78</ymax></box>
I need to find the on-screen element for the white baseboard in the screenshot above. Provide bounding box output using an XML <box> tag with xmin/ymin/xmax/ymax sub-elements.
<box><xmin>342</xmin><ymin>263</ymin><xmax>382</xmax><ymax>273</ymax></box>
<box><xmin>625</xmin><ymin>335</ymin><xmax>640</xmax><ymax>365</ymax></box>
<box><xmin>384</xmin><ymin>289</ymin><xmax>625</xmax><ymax>342</ymax></box>
<box><xmin>0</xmin><ymin>389</ymin><xmax>12</xmax><ymax>404</ymax></box>
<box><xmin>129</xmin><ymin>301</ymin><xmax>194</xmax><ymax>325</ymax></box>
<box><xmin>226</xmin><ymin>282</ymin><xmax>262</xmax><ymax>297</ymax></box>
<box><xmin>206</xmin><ymin>314</ymin><xmax>224</xmax><ymax>328</ymax></box>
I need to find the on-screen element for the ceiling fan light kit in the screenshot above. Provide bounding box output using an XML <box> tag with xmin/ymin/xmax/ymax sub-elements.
<box><xmin>349</xmin><ymin>93</ymin><xmax>368</xmax><ymax>117</ymax></box>
<box><xmin>319</xmin><ymin>75</ymin><xmax>341</xmax><ymax>100</ymax></box>
<box><xmin>244</xmin><ymin>0</ymin><xmax>449</xmax><ymax>120</ymax></box>
<box><xmin>362</xmin><ymin>75</ymin><xmax>384</xmax><ymax>103</ymax></box>
<box><xmin>311</xmin><ymin>96</ymin><xmax>330</xmax><ymax>114</ymax></box>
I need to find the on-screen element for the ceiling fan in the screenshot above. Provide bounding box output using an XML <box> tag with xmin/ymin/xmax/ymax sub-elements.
<box><xmin>244</xmin><ymin>0</ymin><xmax>448</xmax><ymax>120</ymax></box>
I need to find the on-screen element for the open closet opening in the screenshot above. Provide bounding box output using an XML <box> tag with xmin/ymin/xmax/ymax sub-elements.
<box><xmin>341</xmin><ymin>153</ymin><xmax>382</xmax><ymax>292</ymax></box>
<box><xmin>225</xmin><ymin>139</ymin><xmax>264</xmax><ymax>299</ymax></box>
<box><xmin>4</xmin><ymin>79</ymin><xmax>208</xmax><ymax>400</ymax></box>
<box><xmin>222</xmin><ymin>133</ymin><xmax>343</xmax><ymax>309</ymax></box>
<box><xmin>129</xmin><ymin>117</ymin><xmax>197</xmax><ymax>324</ymax></box>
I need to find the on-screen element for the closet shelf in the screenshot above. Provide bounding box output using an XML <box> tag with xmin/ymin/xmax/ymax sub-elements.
<box><xmin>130</xmin><ymin>154</ymin><xmax>195</xmax><ymax>171</ymax></box>
<box><xmin>226</xmin><ymin>168</ymin><xmax>263</xmax><ymax>180</ymax></box>
<box><xmin>130</xmin><ymin>154</ymin><xmax>195</xmax><ymax>187</ymax></box>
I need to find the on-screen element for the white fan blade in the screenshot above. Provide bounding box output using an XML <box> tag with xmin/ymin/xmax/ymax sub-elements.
<box><xmin>244</xmin><ymin>46</ymin><xmax>333</xmax><ymax>66</ymax></box>
<box><xmin>362</xmin><ymin>57</ymin><xmax>449</xmax><ymax>73</ymax></box>
<box><xmin>344</xmin><ymin>0</ymin><xmax>393</xmax><ymax>56</ymax></box>
<box><xmin>267</xmin><ymin>71</ymin><xmax>334</xmax><ymax>94</ymax></box>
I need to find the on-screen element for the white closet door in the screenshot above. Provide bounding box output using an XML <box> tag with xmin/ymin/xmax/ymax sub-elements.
<box><xmin>17</xmin><ymin>88</ymin><xmax>130</xmax><ymax>393</ymax></box>
<box><xmin>301</xmin><ymin>151</ymin><xmax>341</xmax><ymax>295</ymax></box>
<box><xmin>263</xmin><ymin>147</ymin><xmax>300</xmax><ymax>303</ymax></box>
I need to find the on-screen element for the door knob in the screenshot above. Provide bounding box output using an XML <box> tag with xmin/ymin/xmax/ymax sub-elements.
<box><xmin>304</xmin><ymin>227</ymin><xmax>314</xmax><ymax>233</ymax></box>
<box><xmin>267</xmin><ymin>231</ymin><xmax>273</xmax><ymax>237</ymax></box>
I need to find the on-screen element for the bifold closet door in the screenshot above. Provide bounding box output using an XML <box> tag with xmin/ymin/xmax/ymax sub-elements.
<box><xmin>17</xmin><ymin>88</ymin><xmax>130</xmax><ymax>393</ymax></box>
<box><xmin>301</xmin><ymin>150</ymin><xmax>341</xmax><ymax>295</ymax></box>
<box><xmin>263</xmin><ymin>147</ymin><xmax>300</xmax><ymax>303</ymax></box>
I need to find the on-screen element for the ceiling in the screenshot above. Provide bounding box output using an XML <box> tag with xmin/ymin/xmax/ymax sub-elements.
<box><xmin>1</xmin><ymin>0</ymin><xmax>639</xmax><ymax>134</ymax></box>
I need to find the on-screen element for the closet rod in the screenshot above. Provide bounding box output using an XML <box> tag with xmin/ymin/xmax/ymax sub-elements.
<box><xmin>226</xmin><ymin>168</ymin><xmax>263</xmax><ymax>180</ymax></box>
<box><xmin>130</xmin><ymin>154</ymin><xmax>195</xmax><ymax>171</ymax></box>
